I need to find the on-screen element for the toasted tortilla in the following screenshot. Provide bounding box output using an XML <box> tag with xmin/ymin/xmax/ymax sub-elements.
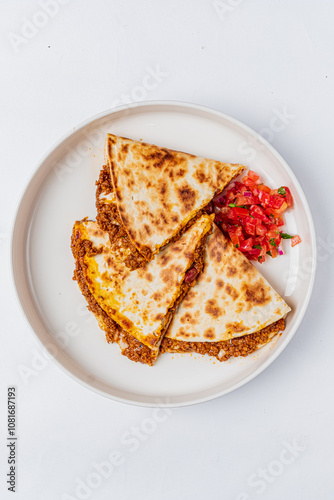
<box><xmin>166</xmin><ymin>224</ymin><xmax>291</xmax><ymax>343</ymax></box>
<box><xmin>105</xmin><ymin>134</ymin><xmax>246</xmax><ymax>261</ymax></box>
<box><xmin>71</xmin><ymin>214</ymin><xmax>213</xmax><ymax>351</ymax></box>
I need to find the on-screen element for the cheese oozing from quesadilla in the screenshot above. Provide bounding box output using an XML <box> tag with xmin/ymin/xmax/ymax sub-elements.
<box><xmin>166</xmin><ymin>224</ymin><xmax>291</xmax><ymax>344</ymax></box>
<box><xmin>71</xmin><ymin>214</ymin><xmax>213</xmax><ymax>351</ymax></box>
<box><xmin>105</xmin><ymin>134</ymin><xmax>246</xmax><ymax>261</ymax></box>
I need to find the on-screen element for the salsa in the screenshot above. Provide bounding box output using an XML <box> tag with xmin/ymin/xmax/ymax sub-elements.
<box><xmin>212</xmin><ymin>170</ymin><xmax>301</xmax><ymax>263</ymax></box>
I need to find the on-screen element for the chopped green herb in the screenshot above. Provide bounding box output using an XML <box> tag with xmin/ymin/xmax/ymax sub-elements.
<box><xmin>237</xmin><ymin>205</ymin><xmax>249</xmax><ymax>209</ymax></box>
<box><xmin>269</xmin><ymin>238</ymin><xmax>277</xmax><ymax>247</ymax></box>
<box><xmin>278</xmin><ymin>187</ymin><xmax>286</xmax><ymax>196</ymax></box>
<box><xmin>253</xmin><ymin>244</ymin><xmax>262</xmax><ymax>249</ymax></box>
<box><xmin>249</xmin><ymin>215</ymin><xmax>255</xmax><ymax>219</ymax></box>
<box><xmin>266</xmin><ymin>251</ymin><xmax>272</xmax><ymax>257</ymax></box>
<box><xmin>228</xmin><ymin>203</ymin><xmax>236</xmax><ymax>207</ymax></box>
<box><xmin>235</xmin><ymin>244</ymin><xmax>239</xmax><ymax>248</ymax></box>
<box><xmin>280</xmin><ymin>232</ymin><xmax>293</xmax><ymax>239</ymax></box>
<box><xmin>258</xmin><ymin>256</ymin><xmax>263</xmax><ymax>262</ymax></box>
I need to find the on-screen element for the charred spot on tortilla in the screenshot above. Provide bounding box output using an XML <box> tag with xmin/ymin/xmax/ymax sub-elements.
<box><xmin>194</xmin><ymin>169</ymin><xmax>208</xmax><ymax>184</ymax></box>
<box><xmin>225</xmin><ymin>284</ymin><xmax>239</xmax><ymax>301</ymax></box>
<box><xmin>205</xmin><ymin>299</ymin><xmax>222</xmax><ymax>319</ymax></box>
<box><xmin>176</xmin><ymin>168</ymin><xmax>186</xmax><ymax>178</ymax></box>
<box><xmin>226</xmin><ymin>322</ymin><xmax>246</xmax><ymax>334</ymax></box>
<box><xmin>242</xmin><ymin>281</ymin><xmax>271</xmax><ymax>307</ymax></box>
<box><xmin>226</xmin><ymin>266</ymin><xmax>237</xmax><ymax>277</ymax></box>
<box><xmin>216</xmin><ymin>279</ymin><xmax>224</xmax><ymax>288</ymax></box>
<box><xmin>177</xmin><ymin>185</ymin><xmax>197</xmax><ymax>213</ymax></box>
<box><xmin>153</xmin><ymin>291</ymin><xmax>162</xmax><ymax>302</ymax></box>
<box><xmin>240</xmin><ymin>259</ymin><xmax>254</xmax><ymax>274</ymax></box>
<box><xmin>160</xmin><ymin>269</ymin><xmax>173</xmax><ymax>284</ymax></box>
<box><xmin>160</xmin><ymin>254</ymin><xmax>171</xmax><ymax>266</ymax></box>
<box><xmin>180</xmin><ymin>312</ymin><xmax>197</xmax><ymax>325</ymax></box>
<box><xmin>204</xmin><ymin>328</ymin><xmax>215</xmax><ymax>340</ymax></box>
<box><xmin>144</xmin><ymin>224</ymin><xmax>152</xmax><ymax>235</ymax></box>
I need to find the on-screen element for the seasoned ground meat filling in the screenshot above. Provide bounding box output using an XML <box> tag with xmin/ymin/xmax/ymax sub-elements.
<box><xmin>160</xmin><ymin>318</ymin><xmax>285</xmax><ymax>361</ymax></box>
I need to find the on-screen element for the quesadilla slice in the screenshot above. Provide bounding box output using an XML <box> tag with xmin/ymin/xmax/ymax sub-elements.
<box><xmin>95</xmin><ymin>164</ymin><xmax>146</xmax><ymax>269</ymax></box>
<box><xmin>71</xmin><ymin>213</ymin><xmax>213</xmax><ymax>357</ymax></box>
<box><xmin>72</xmin><ymin>253</ymin><xmax>159</xmax><ymax>365</ymax></box>
<box><xmin>105</xmin><ymin>134</ymin><xmax>246</xmax><ymax>261</ymax></box>
<box><xmin>162</xmin><ymin>224</ymin><xmax>290</xmax><ymax>361</ymax></box>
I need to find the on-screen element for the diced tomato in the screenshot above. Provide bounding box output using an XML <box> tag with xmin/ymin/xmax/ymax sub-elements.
<box><xmin>239</xmin><ymin>238</ymin><xmax>255</xmax><ymax>252</ymax></box>
<box><xmin>244</xmin><ymin>217</ymin><xmax>256</xmax><ymax>235</ymax></box>
<box><xmin>248</xmin><ymin>248</ymin><xmax>261</xmax><ymax>256</ymax></box>
<box><xmin>226</xmin><ymin>190</ymin><xmax>236</xmax><ymax>203</ymax></box>
<box><xmin>255</xmin><ymin>222</ymin><xmax>267</xmax><ymax>236</ymax></box>
<box><xmin>270</xmin><ymin>247</ymin><xmax>279</xmax><ymax>258</ymax></box>
<box><xmin>243</xmin><ymin>177</ymin><xmax>258</xmax><ymax>189</ymax></box>
<box><xmin>250</xmin><ymin>205</ymin><xmax>271</xmax><ymax>223</ymax></box>
<box><xmin>284</xmin><ymin>187</ymin><xmax>293</xmax><ymax>207</ymax></box>
<box><xmin>275</xmin><ymin>216</ymin><xmax>285</xmax><ymax>226</ymax></box>
<box><xmin>235</xmin><ymin>195</ymin><xmax>251</xmax><ymax>206</ymax></box>
<box><xmin>217</xmin><ymin>169</ymin><xmax>298</xmax><ymax>262</ymax></box>
<box><xmin>248</xmin><ymin>170</ymin><xmax>260</xmax><ymax>181</ymax></box>
<box><xmin>258</xmin><ymin>190</ymin><xmax>272</xmax><ymax>207</ymax></box>
<box><xmin>291</xmin><ymin>235</ymin><xmax>302</xmax><ymax>247</ymax></box>
<box><xmin>228</xmin><ymin>226</ymin><xmax>244</xmax><ymax>247</ymax></box>
<box><xmin>257</xmin><ymin>184</ymin><xmax>271</xmax><ymax>194</ymax></box>
<box><xmin>270</xmin><ymin>196</ymin><xmax>285</xmax><ymax>210</ymax></box>
<box><xmin>234</xmin><ymin>182</ymin><xmax>249</xmax><ymax>194</ymax></box>
<box><xmin>228</xmin><ymin>207</ymin><xmax>249</xmax><ymax>219</ymax></box>
<box><xmin>228</xmin><ymin>230</ymin><xmax>240</xmax><ymax>247</ymax></box>
<box><xmin>267</xmin><ymin>225</ymin><xmax>279</xmax><ymax>238</ymax></box>
<box><xmin>273</xmin><ymin>201</ymin><xmax>288</xmax><ymax>214</ymax></box>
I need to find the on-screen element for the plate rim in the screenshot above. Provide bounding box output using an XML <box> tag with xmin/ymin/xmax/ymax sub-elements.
<box><xmin>10</xmin><ymin>100</ymin><xmax>317</xmax><ymax>407</ymax></box>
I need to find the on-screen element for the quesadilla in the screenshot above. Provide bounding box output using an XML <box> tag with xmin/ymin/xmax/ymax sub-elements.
<box><xmin>95</xmin><ymin>165</ymin><xmax>146</xmax><ymax>270</ymax></box>
<box><xmin>73</xmin><ymin>247</ymin><xmax>284</xmax><ymax>365</ymax></box>
<box><xmin>105</xmin><ymin>134</ymin><xmax>246</xmax><ymax>261</ymax></box>
<box><xmin>161</xmin><ymin>224</ymin><xmax>290</xmax><ymax>360</ymax></box>
<box><xmin>71</xmin><ymin>213</ymin><xmax>213</xmax><ymax>361</ymax></box>
<box><xmin>72</xmin><ymin>252</ymin><xmax>159</xmax><ymax>365</ymax></box>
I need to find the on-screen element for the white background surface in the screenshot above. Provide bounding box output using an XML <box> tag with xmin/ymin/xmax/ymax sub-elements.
<box><xmin>1</xmin><ymin>1</ymin><xmax>333</xmax><ymax>499</ymax></box>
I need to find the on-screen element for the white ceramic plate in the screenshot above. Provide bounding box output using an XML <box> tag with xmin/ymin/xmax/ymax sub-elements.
<box><xmin>11</xmin><ymin>101</ymin><xmax>316</xmax><ymax>407</ymax></box>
